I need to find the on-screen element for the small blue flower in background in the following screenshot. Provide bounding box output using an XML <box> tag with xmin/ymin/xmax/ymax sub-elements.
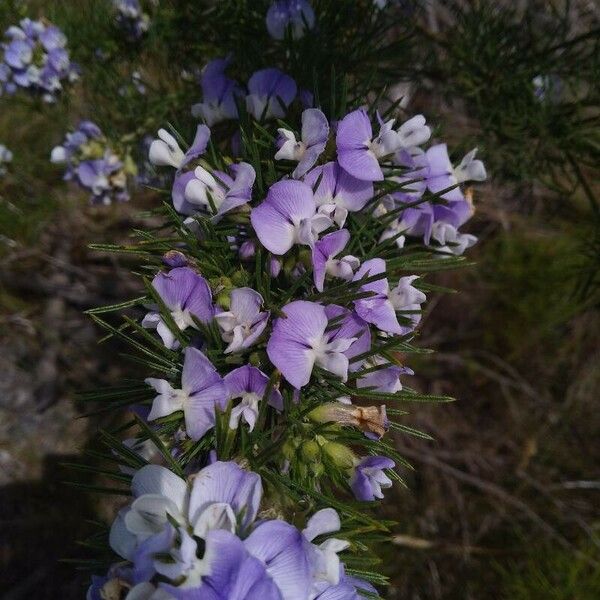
<box><xmin>266</xmin><ymin>0</ymin><xmax>316</xmax><ymax>40</ymax></box>
<box><xmin>0</xmin><ymin>18</ymin><xmax>78</xmax><ymax>102</ymax></box>
<box><xmin>113</xmin><ymin>0</ymin><xmax>151</xmax><ymax>41</ymax></box>
<box><xmin>0</xmin><ymin>144</ymin><xmax>13</xmax><ymax>176</ymax></box>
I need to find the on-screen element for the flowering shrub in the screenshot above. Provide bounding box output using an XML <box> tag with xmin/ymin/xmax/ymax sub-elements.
<box><xmin>50</xmin><ymin>121</ymin><xmax>136</xmax><ymax>204</ymax></box>
<box><xmin>0</xmin><ymin>18</ymin><xmax>78</xmax><ymax>102</ymax></box>
<box><xmin>78</xmin><ymin>1</ymin><xmax>485</xmax><ymax>597</ymax></box>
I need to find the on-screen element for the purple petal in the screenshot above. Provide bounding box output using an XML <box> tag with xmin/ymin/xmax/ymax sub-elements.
<box><xmin>244</xmin><ymin>520</ymin><xmax>312</xmax><ymax>600</ymax></box>
<box><xmin>311</xmin><ymin>229</ymin><xmax>350</xmax><ymax>292</ymax></box>
<box><xmin>185</xmin><ymin>382</ymin><xmax>227</xmax><ymax>441</ymax></box>
<box><xmin>172</xmin><ymin>171</ymin><xmax>198</xmax><ymax>215</ymax></box>
<box><xmin>251</xmin><ymin>180</ymin><xmax>315</xmax><ymax>255</ymax></box>
<box><xmin>181</xmin><ymin>124</ymin><xmax>211</xmax><ymax>168</ymax></box>
<box><xmin>293</xmin><ymin>142</ymin><xmax>325</xmax><ymax>179</ymax></box>
<box><xmin>301</xmin><ymin>108</ymin><xmax>329</xmax><ymax>148</ymax></box>
<box><xmin>336</xmin><ymin>109</ymin><xmax>372</xmax><ymax>151</ymax></box>
<box><xmin>338</xmin><ymin>148</ymin><xmax>383</xmax><ymax>182</ymax></box>
<box><xmin>182</xmin><ymin>347</ymin><xmax>222</xmax><ymax>393</ymax></box>
<box><xmin>188</xmin><ymin>461</ymin><xmax>262</xmax><ymax>532</ymax></box>
<box><xmin>267</xmin><ymin>300</ymin><xmax>327</xmax><ymax>388</ymax></box>
<box><xmin>250</xmin><ymin>202</ymin><xmax>296</xmax><ymax>255</ymax></box>
<box><xmin>304</xmin><ymin>162</ymin><xmax>373</xmax><ymax>213</ymax></box>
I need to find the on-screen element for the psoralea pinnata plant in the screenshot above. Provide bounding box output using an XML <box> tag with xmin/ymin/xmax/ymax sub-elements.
<box><xmin>81</xmin><ymin>2</ymin><xmax>485</xmax><ymax>598</ymax></box>
<box><xmin>0</xmin><ymin>17</ymin><xmax>78</xmax><ymax>102</ymax></box>
<box><xmin>50</xmin><ymin>121</ymin><xmax>136</xmax><ymax>204</ymax></box>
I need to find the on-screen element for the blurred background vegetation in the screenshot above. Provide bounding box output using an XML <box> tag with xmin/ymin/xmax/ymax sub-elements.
<box><xmin>0</xmin><ymin>1</ymin><xmax>598</xmax><ymax>598</ymax></box>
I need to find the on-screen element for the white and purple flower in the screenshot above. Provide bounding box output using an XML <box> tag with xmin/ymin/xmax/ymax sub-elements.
<box><xmin>145</xmin><ymin>347</ymin><xmax>226</xmax><ymax>441</ymax></box>
<box><xmin>215</xmin><ymin>287</ymin><xmax>270</xmax><ymax>353</ymax></box>
<box><xmin>311</xmin><ymin>229</ymin><xmax>359</xmax><ymax>292</ymax></box>
<box><xmin>142</xmin><ymin>267</ymin><xmax>215</xmax><ymax>349</ymax></box>
<box><xmin>245</xmin><ymin>68</ymin><xmax>297</xmax><ymax>120</ymax></box>
<box><xmin>275</xmin><ymin>107</ymin><xmax>329</xmax><ymax>178</ymax></box>
<box><xmin>251</xmin><ymin>179</ymin><xmax>332</xmax><ymax>255</ymax></box>
<box><xmin>267</xmin><ymin>300</ymin><xmax>356</xmax><ymax>388</ymax></box>
<box><xmin>350</xmin><ymin>456</ymin><xmax>395</xmax><ymax>501</ymax></box>
<box><xmin>191</xmin><ymin>57</ymin><xmax>242</xmax><ymax>126</ymax></box>
<box><xmin>224</xmin><ymin>365</ymin><xmax>283</xmax><ymax>431</ymax></box>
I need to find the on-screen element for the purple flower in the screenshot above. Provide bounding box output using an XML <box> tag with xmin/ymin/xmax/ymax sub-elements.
<box><xmin>275</xmin><ymin>108</ymin><xmax>329</xmax><ymax>178</ymax></box>
<box><xmin>163</xmin><ymin>529</ymin><xmax>284</xmax><ymax>600</ymax></box>
<box><xmin>142</xmin><ymin>267</ymin><xmax>215</xmax><ymax>349</ymax></box>
<box><xmin>389</xmin><ymin>275</ymin><xmax>426</xmax><ymax>332</ymax></box>
<box><xmin>181</xmin><ymin>162</ymin><xmax>255</xmax><ymax>220</ymax></box>
<box><xmin>303</xmin><ymin>161</ymin><xmax>373</xmax><ymax>227</ymax></box>
<box><xmin>192</xmin><ymin>57</ymin><xmax>242</xmax><ymax>126</ymax></box>
<box><xmin>335</xmin><ymin>109</ymin><xmax>398</xmax><ymax>182</ymax></box>
<box><xmin>390</xmin><ymin>143</ymin><xmax>484</xmax><ymax>244</ymax></box>
<box><xmin>149</xmin><ymin>125</ymin><xmax>210</xmax><ymax>170</ymax></box>
<box><xmin>215</xmin><ymin>288</ymin><xmax>270</xmax><ymax>353</ymax></box>
<box><xmin>266</xmin><ymin>0</ymin><xmax>316</xmax><ymax>40</ymax></box>
<box><xmin>0</xmin><ymin>144</ymin><xmax>12</xmax><ymax>176</ymax></box>
<box><xmin>302</xmin><ymin>508</ymin><xmax>350</xmax><ymax>587</ymax></box>
<box><xmin>4</xmin><ymin>39</ymin><xmax>32</xmax><ymax>69</ymax></box>
<box><xmin>267</xmin><ymin>300</ymin><xmax>356</xmax><ymax>388</ymax></box>
<box><xmin>251</xmin><ymin>180</ymin><xmax>332</xmax><ymax>255</ymax></box>
<box><xmin>145</xmin><ymin>347</ymin><xmax>226</xmax><ymax>441</ymax></box>
<box><xmin>323</xmin><ymin>305</ymin><xmax>371</xmax><ymax>371</ymax></box>
<box><xmin>224</xmin><ymin>365</ymin><xmax>283</xmax><ymax>431</ymax></box>
<box><xmin>356</xmin><ymin>357</ymin><xmax>413</xmax><ymax>394</ymax></box>
<box><xmin>246</xmin><ymin>68</ymin><xmax>297</xmax><ymax>120</ymax></box>
<box><xmin>350</xmin><ymin>456</ymin><xmax>395</xmax><ymax>501</ymax></box>
<box><xmin>311</xmin><ymin>229</ymin><xmax>358</xmax><ymax>292</ymax></box>
<box><xmin>39</xmin><ymin>25</ymin><xmax>66</xmax><ymax>51</ymax></box>
<box><xmin>352</xmin><ymin>259</ymin><xmax>402</xmax><ymax>335</ymax></box>
<box><xmin>430</xmin><ymin>222</ymin><xmax>477</xmax><ymax>256</ymax></box>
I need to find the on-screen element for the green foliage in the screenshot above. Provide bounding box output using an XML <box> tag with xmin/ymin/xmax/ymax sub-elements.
<box><xmin>477</xmin><ymin>228</ymin><xmax>583</xmax><ymax>359</ymax></box>
<box><xmin>497</xmin><ymin>544</ymin><xmax>600</xmax><ymax>600</ymax></box>
<box><xmin>421</xmin><ymin>1</ymin><xmax>600</xmax><ymax>190</ymax></box>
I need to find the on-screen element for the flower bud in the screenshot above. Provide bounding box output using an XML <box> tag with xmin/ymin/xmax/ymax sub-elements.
<box><xmin>269</xmin><ymin>257</ymin><xmax>282</xmax><ymax>277</ymax></box>
<box><xmin>322</xmin><ymin>441</ymin><xmax>356</xmax><ymax>470</ymax></box>
<box><xmin>216</xmin><ymin>291</ymin><xmax>231</xmax><ymax>310</ymax></box>
<box><xmin>301</xmin><ymin>439</ymin><xmax>321</xmax><ymax>462</ymax></box>
<box><xmin>239</xmin><ymin>240</ymin><xmax>256</xmax><ymax>261</ymax></box>
<box><xmin>162</xmin><ymin>250</ymin><xmax>188</xmax><ymax>268</ymax></box>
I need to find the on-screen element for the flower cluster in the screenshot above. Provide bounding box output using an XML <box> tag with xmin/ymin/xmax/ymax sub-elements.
<box><xmin>0</xmin><ymin>144</ymin><xmax>12</xmax><ymax>176</ymax></box>
<box><xmin>0</xmin><ymin>18</ymin><xmax>78</xmax><ymax>102</ymax></box>
<box><xmin>140</xmin><ymin>87</ymin><xmax>485</xmax><ymax>500</ymax></box>
<box><xmin>50</xmin><ymin>121</ymin><xmax>136</xmax><ymax>204</ymax></box>
<box><xmin>113</xmin><ymin>0</ymin><xmax>151</xmax><ymax>41</ymax></box>
<box><xmin>88</xmin><ymin>460</ymin><xmax>373</xmax><ymax>600</ymax></box>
